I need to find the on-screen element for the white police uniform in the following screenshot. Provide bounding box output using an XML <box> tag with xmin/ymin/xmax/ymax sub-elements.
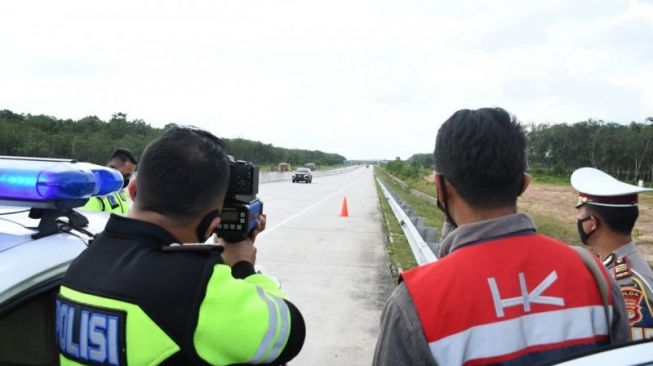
<box><xmin>571</xmin><ymin>167</ymin><xmax>653</xmax><ymax>340</ymax></box>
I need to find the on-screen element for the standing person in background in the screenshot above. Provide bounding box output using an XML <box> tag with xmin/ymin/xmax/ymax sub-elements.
<box><xmin>81</xmin><ymin>148</ymin><xmax>137</xmax><ymax>214</ymax></box>
<box><xmin>572</xmin><ymin>167</ymin><xmax>653</xmax><ymax>340</ymax></box>
<box><xmin>374</xmin><ymin>107</ymin><xmax>629</xmax><ymax>366</ymax></box>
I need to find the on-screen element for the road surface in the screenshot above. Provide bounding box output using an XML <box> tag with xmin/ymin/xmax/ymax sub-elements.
<box><xmin>257</xmin><ymin>166</ymin><xmax>393</xmax><ymax>365</ymax></box>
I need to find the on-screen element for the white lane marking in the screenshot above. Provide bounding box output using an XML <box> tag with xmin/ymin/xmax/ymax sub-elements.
<box><xmin>258</xmin><ymin>175</ymin><xmax>363</xmax><ymax>239</ymax></box>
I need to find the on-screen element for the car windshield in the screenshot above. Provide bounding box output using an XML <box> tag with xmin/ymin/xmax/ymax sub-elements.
<box><xmin>296</xmin><ymin>168</ymin><xmax>310</xmax><ymax>172</ymax></box>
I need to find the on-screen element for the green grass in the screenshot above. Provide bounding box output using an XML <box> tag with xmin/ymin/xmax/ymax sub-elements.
<box><xmin>377</xmin><ymin>168</ymin><xmax>653</xmax><ymax>270</ymax></box>
<box><xmin>376</xmin><ymin>167</ymin><xmax>583</xmax><ymax>247</ymax></box>
<box><xmin>374</xmin><ymin>178</ymin><xmax>417</xmax><ymax>277</ymax></box>
<box><xmin>375</xmin><ymin>168</ymin><xmax>446</xmax><ymax>238</ymax></box>
<box><xmin>525</xmin><ymin>210</ymin><xmax>580</xmax><ymax>245</ymax></box>
<box><xmin>530</xmin><ymin>173</ymin><xmax>570</xmax><ymax>185</ymax></box>
<box><xmin>407</xmin><ymin>176</ymin><xmax>436</xmax><ymax>197</ymax></box>
<box><xmin>402</xmin><ymin>170</ymin><xmax>573</xmax><ymax>191</ymax></box>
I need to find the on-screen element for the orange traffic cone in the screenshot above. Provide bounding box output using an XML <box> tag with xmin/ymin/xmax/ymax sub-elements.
<box><xmin>340</xmin><ymin>197</ymin><xmax>349</xmax><ymax>217</ymax></box>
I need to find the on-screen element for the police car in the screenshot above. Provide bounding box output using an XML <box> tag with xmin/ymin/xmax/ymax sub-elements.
<box><xmin>0</xmin><ymin>157</ymin><xmax>121</xmax><ymax>365</ymax></box>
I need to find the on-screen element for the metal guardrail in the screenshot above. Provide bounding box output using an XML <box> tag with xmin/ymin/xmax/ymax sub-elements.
<box><xmin>377</xmin><ymin>177</ymin><xmax>437</xmax><ymax>265</ymax></box>
<box><xmin>378</xmin><ymin>167</ymin><xmax>438</xmax><ymax>206</ymax></box>
<box><xmin>259</xmin><ymin>166</ymin><xmax>360</xmax><ymax>183</ymax></box>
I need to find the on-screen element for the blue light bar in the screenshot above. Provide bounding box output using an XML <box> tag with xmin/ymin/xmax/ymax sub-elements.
<box><xmin>0</xmin><ymin>158</ymin><xmax>123</xmax><ymax>203</ymax></box>
<box><xmin>77</xmin><ymin>163</ymin><xmax>124</xmax><ymax>195</ymax></box>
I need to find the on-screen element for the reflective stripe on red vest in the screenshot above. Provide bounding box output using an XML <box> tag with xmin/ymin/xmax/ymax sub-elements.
<box><xmin>402</xmin><ymin>233</ymin><xmax>611</xmax><ymax>366</ymax></box>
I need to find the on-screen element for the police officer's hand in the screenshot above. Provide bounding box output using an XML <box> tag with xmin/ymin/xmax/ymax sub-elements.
<box><xmin>220</xmin><ymin>237</ymin><xmax>257</xmax><ymax>266</ymax></box>
<box><xmin>249</xmin><ymin>213</ymin><xmax>266</xmax><ymax>241</ymax></box>
<box><xmin>216</xmin><ymin>214</ymin><xmax>266</xmax><ymax>266</ymax></box>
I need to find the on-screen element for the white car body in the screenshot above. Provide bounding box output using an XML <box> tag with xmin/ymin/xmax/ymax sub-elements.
<box><xmin>554</xmin><ymin>340</ymin><xmax>653</xmax><ymax>365</ymax></box>
<box><xmin>0</xmin><ymin>206</ymin><xmax>109</xmax><ymax>307</ymax></box>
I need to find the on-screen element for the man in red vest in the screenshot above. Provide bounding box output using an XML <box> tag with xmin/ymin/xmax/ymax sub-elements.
<box><xmin>373</xmin><ymin>108</ymin><xmax>629</xmax><ymax>366</ymax></box>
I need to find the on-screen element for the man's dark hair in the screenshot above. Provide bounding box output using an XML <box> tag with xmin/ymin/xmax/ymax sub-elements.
<box><xmin>587</xmin><ymin>205</ymin><xmax>639</xmax><ymax>235</ymax></box>
<box><xmin>109</xmin><ymin>148</ymin><xmax>138</xmax><ymax>165</ymax></box>
<box><xmin>136</xmin><ymin>127</ymin><xmax>230</xmax><ymax>222</ymax></box>
<box><xmin>434</xmin><ymin>107</ymin><xmax>526</xmax><ymax>208</ymax></box>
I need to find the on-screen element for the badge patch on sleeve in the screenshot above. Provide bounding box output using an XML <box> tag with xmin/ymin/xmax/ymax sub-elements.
<box><xmin>55</xmin><ymin>295</ymin><xmax>127</xmax><ymax>365</ymax></box>
<box><xmin>622</xmin><ymin>287</ymin><xmax>645</xmax><ymax>325</ymax></box>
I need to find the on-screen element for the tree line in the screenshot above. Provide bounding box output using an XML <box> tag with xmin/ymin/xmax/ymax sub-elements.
<box><xmin>0</xmin><ymin>110</ymin><xmax>346</xmax><ymax>167</ymax></box>
<box><xmin>527</xmin><ymin>119</ymin><xmax>653</xmax><ymax>182</ymax></box>
<box><xmin>401</xmin><ymin>118</ymin><xmax>653</xmax><ymax>183</ymax></box>
<box><xmin>384</xmin><ymin>157</ymin><xmax>430</xmax><ymax>181</ymax></box>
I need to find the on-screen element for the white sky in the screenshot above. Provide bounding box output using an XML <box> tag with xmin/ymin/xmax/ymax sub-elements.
<box><xmin>1</xmin><ymin>0</ymin><xmax>652</xmax><ymax>160</ymax></box>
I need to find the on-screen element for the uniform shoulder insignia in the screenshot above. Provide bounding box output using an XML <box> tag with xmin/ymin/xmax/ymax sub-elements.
<box><xmin>614</xmin><ymin>257</ymin><xmax>632</xmax><ymax>280</ymax></box>
<box><xmin>603</xmin><ymin>253</ymin><xmax>616</xmax><ymax>268</ymax></box>
<box><xmin>161</xmin><ymin>244</ymin><xmax>224</xmax><ymax>254</ymax></box>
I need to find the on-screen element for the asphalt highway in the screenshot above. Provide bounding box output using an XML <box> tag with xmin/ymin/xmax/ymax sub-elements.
<box><xmin>256</xmin><ymin>166</ymin><xmax>394</xmax><ymax>365</ymax></box>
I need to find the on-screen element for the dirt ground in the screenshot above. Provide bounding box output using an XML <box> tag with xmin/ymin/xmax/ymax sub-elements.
<box><xmin>520</xmin><ymin>183</ymin><xmax>653</xmax><ymax>261</ymax></box>
<box><xmin>425</xmin><ymin>172</ymin><xmax>653</xmax><ymax>261</ymax></box>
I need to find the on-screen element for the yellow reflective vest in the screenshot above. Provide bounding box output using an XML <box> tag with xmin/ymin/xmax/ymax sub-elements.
<box><xmin>81</xmin><ymin>190</ymin><xmax>130</xmax><ymax>214</ymax></box>
<box><xmin>57</xmin><ymin>215</ymin><xmax>304</xmax><ymax>365</ymax></box>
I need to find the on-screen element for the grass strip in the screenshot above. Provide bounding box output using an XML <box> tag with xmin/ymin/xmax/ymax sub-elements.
<box><xmin>375</xmin><ymin>168</ymin><xmax>446</xmax><ymax>232</ymax></box>
<box><xmin>374</xmin><ymin>173</ymin><xmax>418</xmax><ymax>277</ymax></box>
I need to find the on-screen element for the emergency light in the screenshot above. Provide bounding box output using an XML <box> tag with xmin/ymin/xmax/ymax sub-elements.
<box><xmin>77</xmin><ymin>163</ymin><xmax>124</xmax><ymax>195</ymax></box>
<box><xmin>0</xmin><ymin>157</ymin><xmax>123</xmax><ymax>204</ymax></box>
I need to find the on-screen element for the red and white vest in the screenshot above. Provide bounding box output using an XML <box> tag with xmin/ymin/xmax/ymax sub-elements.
<box><xmin>402</xmin><ymin>234</ymin><xmax>611</xmax><ymax>366</ymax></box>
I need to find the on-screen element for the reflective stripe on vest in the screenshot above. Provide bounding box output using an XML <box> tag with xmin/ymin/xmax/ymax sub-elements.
<box><xmin>194</xmin><ymin>264</ymin><xmax>291</xmax><ymax>365</ymax></box>
<box><xmin>402</xmin><ymin>234</ymin><xmax>610</xmax><ymax>365</ymax></box>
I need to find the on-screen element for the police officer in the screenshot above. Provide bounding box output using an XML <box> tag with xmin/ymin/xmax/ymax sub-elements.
<box><xmin>572</xmin><ymin>167</ymin><xmax>653</xmax><ymax>340</ymax></box>
<box><xmin>57</xmin><ymin>127</ymin><xmax>305</xmax><ymax>365</ymax></box>
<box><xmin>374</xmin><ymin>108</ymin><xmax>630</xmax><ymax>366</ymax></box>
<box><xmin>81</xmin><ymin>148</ymin><xmax>137</xmax><ymax>214</ymax></box>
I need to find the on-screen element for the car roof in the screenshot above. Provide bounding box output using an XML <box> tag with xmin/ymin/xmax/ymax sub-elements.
<box><xmin>0</xmin><ymin>205</ymin><xmax>109</xmax><ymax>305</ymax></box>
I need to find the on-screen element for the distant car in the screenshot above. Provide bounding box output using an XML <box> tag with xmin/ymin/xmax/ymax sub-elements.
<box><xmin>292</xmin><ymin>167</ymin><xmax>312</xmax><ymax>183</ymax></box>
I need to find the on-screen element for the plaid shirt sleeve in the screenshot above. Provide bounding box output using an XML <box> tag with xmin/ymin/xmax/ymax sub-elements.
<box><xmin>373</xmin><ymin>283</ymin><xmax>437</xmax><ymax>366</ymax></box>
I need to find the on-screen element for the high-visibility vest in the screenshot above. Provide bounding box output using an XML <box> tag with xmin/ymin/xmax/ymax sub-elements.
<box><xmin>402</xmin><ymin>233</ymin><xmax>611</xmax><ymax>366</ymax></box>
<box><xmin>57</xmin><ymin>268</ymin><xmax>290</xmax><ymax>365</ymax></box>
<box><xmin>81</xmin><ymin>190</ymin><xmax>130</xmax><ymax>214</ymax></box>
<box><xmin>56</xmin><ymin>216</ymin><xmax>292</xmax><ymax>365</ymax></box>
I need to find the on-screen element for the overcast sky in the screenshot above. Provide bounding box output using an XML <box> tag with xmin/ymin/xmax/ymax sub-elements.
<box><xmin>1</xmin><ymin>0</ymin><xmax>652</xmax><ymax>160</ymax></box>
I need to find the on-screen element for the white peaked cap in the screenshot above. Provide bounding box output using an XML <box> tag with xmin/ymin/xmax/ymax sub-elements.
<box><xmin>571</xmin><ymin>167</ymin><xmax>653</xmax><ymax>208</ymax></box>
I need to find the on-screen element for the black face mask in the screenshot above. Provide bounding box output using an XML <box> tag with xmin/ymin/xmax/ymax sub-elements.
<box><xmin>195</xmin><ymin>209</ymin><xmax>220</xmax><ymax>243</ymax></box>
<box><xmin>436</xmin><ymin>175</ymin><xmax>458</xmax><ymax>228</ymax></box>
<box><xmin>577</xmin><ymin>216</ymin><xmax>596</xmax><ymax>245</ymax></box>
<box><xmin>109</xmin><ymin>165</ymin><xmax>132</xmax><ymax>189</ymax></box>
